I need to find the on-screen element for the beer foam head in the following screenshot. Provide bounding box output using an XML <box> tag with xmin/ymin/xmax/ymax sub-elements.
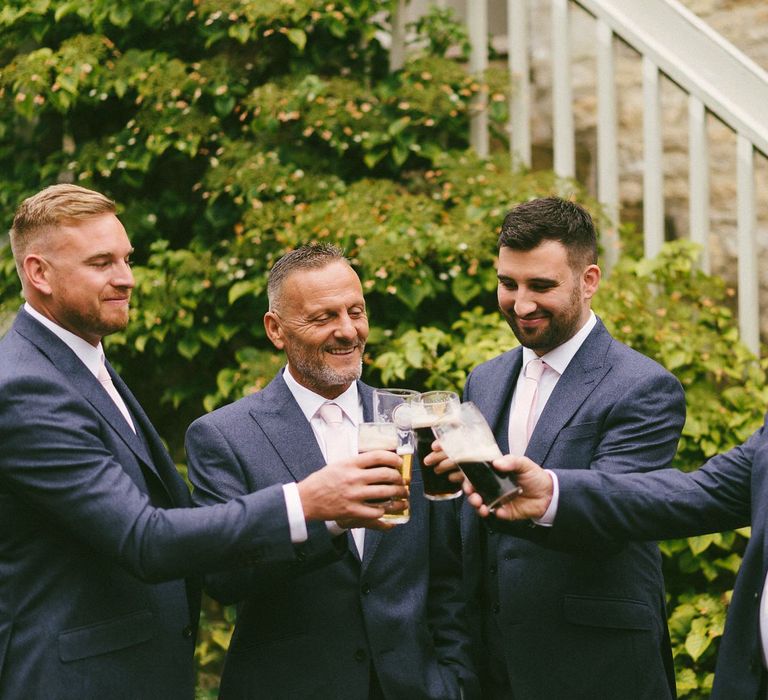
<box><xmin>358</xmin><ymin>422</ymin><xmax>397</xmax><ymax>451</ymax></box>
<box><xmin>439</xmin><ymin>430</ymin><xmax>502</xmax><ymax>462</ymax></box>
<box><xmin>433</xmin><ymin>405</ymin><xmax>502</xmax><ymax>462</ymax></box>
<box><xmin>407</xmin><ymin>400</ymin><xmax>458</xmax><ymax>429</ymax></box>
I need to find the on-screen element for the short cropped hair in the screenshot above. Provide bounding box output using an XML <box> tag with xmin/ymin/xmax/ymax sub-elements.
<box><xmin>9</xmin><ymin>184</ymin><xmax>116</xmax><ymax>274</ymax></box>
<box><xmin>267</xmin><ymin>243</ymin><xmax>348</xmax><ymax>311</ymax></box>
<box><xmin>498</xmin><ymin>197</ymin><xmax>598</xmax><ymax>269</ymax></box>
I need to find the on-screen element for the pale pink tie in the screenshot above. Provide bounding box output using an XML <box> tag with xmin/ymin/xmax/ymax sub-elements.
<box><xmin>318</xmin><ymin>402</ymin><xmax>364</xmax><ymax>556</ymax></box>
<box><xmin>98</xmin><ymin>359</ymin><xmax>136</xmax><ymax>433</ymax></box>
<box><xmin>318</xmin><ymin>403</ymin><xmax>348</xmax><ymax>462</ymax></box>
<box><xmin>508</xmin><ymin>358</ymin><xmax>545</xmax><ymax>456</ymax></box>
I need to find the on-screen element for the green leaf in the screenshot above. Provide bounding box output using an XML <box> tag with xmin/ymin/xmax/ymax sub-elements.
<box><xmin>687</xmin><ymin>533</ymin><xmax>719</xmax><ymax>556</ymax></box>
<box><xmin>684</xmin><ymin>629</ymin><xmax>711</xmax><ymax>661</ymax></box>
<box><xmin>388</xmin><ymin>117</ymin><xmax>411</xmax><ymax>136</ymax></box>
<box><xmin>228</xmin><ymin>280</ymin><xmax>259</xmax><ymax>305</ymax></box>
<box><xmin>228</xmin><ymin>23</ymin><xmax>251</xmax><ymax>45</ymax></box>
<box><xmin>391</xmin><ymin>144</ymin><xmax>409</xmax><ymax>166</ymax></box>
<box><xmin>451</xmin><ymin>275</ymin><xmax>482</xmax><ymax>305</ymax></box>
<box><xmin>286</xmin><ymin>28</ymin><xmax>307</xmax><ymax>52</ymax></box>
<box><xmin>177</xmin><ymin>336</ymin><xmax>201</xmax><ymax>360</ymax></box>
<box><xmin>109</xmin><ymin>4</ymin><xmax>133</xmax><ymax>26</ymax></box>
<box><xmin>54</xmin><ymin>1</ymin><xmax>79</xmax><ymax>22</ymax></box>
<box><xmin>363</xmin><ymin>149</ymin><xmax>388</xmax><ymax>169</ymax></box>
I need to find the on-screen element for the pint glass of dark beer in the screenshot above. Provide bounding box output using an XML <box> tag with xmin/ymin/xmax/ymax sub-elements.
<box><xmin>410</xmin><ymin>391</ymin><xmax>463</xmax><ymax>501</ymax></box>
<box><xmin>432</xmin><ymin>402</ymin><xmax>521</xmax><ymax>511</ymax></box>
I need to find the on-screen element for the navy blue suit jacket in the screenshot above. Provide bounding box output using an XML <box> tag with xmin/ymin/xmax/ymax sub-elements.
<box><xmin>551</xmin><ymin>418</ymin><xmax>768</xmax><ymax>699</ymax></box>
<box><xmin>185</xmin><ymin>372</ymin><xmax>479</xmax><ymax>699</ymax></box>
<box><xmin>460</xmin><ymin>318</ymin><xmax>686</xmax><ymax>699</ymax></box>
<box><xmin>0</xmin><ymin>310</ymin><xmax>312</xmax><ymax>699</ymax></box>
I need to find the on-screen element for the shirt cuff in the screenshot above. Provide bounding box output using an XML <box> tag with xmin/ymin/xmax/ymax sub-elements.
<box><xmin>325</xmin><ymin>521</ymin><xmax>347</xmax><ymax>537</ymax></box>
<box><xmin>532</xmin><ymin>469</ymin><xmax>559</xmax><ymax>527</ymax></box>
<box><xmin>282</xmin><ymin>482</ymin><xmax>308</xmax><ymax>544</ymax></box>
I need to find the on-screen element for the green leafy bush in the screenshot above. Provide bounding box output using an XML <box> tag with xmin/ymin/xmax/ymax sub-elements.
<box><xmin>0</xmin><ymin>1</ymin><xmax>762</xmax><ymax>696</ymax></box>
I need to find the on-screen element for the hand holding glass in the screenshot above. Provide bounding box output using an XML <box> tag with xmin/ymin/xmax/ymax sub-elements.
<box><xmin>358</xmin><ymin>421</ymin><xmax>412</xmax><ymax>524</ymax></box>
<box><xmin>432</xmin><ymin>402</ymin><xmax>521</xmax><ymax>511</ymax></box>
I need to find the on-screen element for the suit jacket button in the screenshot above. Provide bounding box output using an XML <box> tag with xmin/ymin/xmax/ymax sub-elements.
<box><xmin>354</xmin><ymin>649</ymin><xmax>367</xmax><ymax>662</ymax></box>
<box><xmin>182</xmin><ymin>625</ymin><xmax>193</xmax><ymax>639</ymax></box>
<box><xmin>492</xmin><ymin>603</ymin><xmax>500</xmax><ymax>614</ymax></box>
<box><xmin>489</xmin><ymin>565</ymin><xmax>498</xmax><ymax>575</ymax></box>
<box><xmin>361</xmin><ymin>583</ymin><xmax>371</xmax><ymax>595</ymax></box>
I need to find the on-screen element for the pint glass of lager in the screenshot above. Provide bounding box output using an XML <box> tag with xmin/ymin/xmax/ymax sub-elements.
<box><xmin>432</xmin><ymin>402</ymin><xmax>521</xmax><ymax>511</ymax></box>
<box><xmin>410</xmin><ymin>391</ymin><xmax>463</xmax><ymax>501</ymax></box>
<box><xmin>358</xmin><ymin>421</ymin><xmax>413</xmax><ymax>524</ymax></box>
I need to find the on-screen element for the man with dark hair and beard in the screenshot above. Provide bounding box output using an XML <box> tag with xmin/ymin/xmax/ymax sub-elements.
<box><xmin>186</xmin><ymin>244</ymin><xmax>478</xmax><ymax>699</ymax></box>
<box><xmin>430</xmin><ymin>197</ymin><xmax>686</xmax><ymax>698</ymax></box>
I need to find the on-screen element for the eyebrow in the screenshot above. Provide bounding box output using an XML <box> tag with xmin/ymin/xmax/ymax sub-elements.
<box><xmin>84</xmin><ymin>248</ymin><xmax>134</xmax><ymax>262</ymax></box>
<box><xmin>497</xmin><ymin>274</ymin><xmax>559</xmax><ymax>285</ymax></box>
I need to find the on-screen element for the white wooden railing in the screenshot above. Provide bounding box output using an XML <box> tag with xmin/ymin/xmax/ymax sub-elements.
<box><xmin>393</xmin><ymin>0</ymin><xmax>768</xmax><ymax>355</ymax></box>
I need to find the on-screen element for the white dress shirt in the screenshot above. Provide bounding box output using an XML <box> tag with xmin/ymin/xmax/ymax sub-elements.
<box><xmin>25</xmin><ymin>303</ymin><xmax>105</xmax><ymax>378</ymax></box>
<box><xmin>282</xmin><ymin>367</ymin><xmax>365</xmax><ymax>554</ymax></box>
<box><xmin>510</xmin><ymin>311</ymin><xmax>597</xmax><ymax>527</ymax></box>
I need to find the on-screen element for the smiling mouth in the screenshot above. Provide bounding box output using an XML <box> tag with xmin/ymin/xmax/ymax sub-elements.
<box><xmin>517</xmin><ymin>315</ymin><xmax>547</xmax><ymax>326</ymax></box>
<box><xmin>326</xmin><ymin>346</ymin><xmax>360</xmax><ymax>356</ymax></box>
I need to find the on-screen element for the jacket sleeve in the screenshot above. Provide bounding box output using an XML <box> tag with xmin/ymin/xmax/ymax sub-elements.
<box><xmin>0</xmin><ymin>374</ymin><xmax>299</xmax><ymax>582</ymax></box>
<box><xmin>185</xmin><ymin>414</ymin><xmax>346</xmax><ymax>605</ymax></box>
<box><xmin>491</xmin><ymin>366</ymin><xmax>688</xmax><ymax>551</ymax></box>
<box><xmin>548</xmin><ymin>424</ymin><xmax>757</xmax><ymax>548</ymax></box>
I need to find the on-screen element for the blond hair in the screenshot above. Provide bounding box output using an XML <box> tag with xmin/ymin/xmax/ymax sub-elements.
<box><xmin>9</xmin><ymin>184</ymin><xmax>116</xmax><ymax>275</ymax></box>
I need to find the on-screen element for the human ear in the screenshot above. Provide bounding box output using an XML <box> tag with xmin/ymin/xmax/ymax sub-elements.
<box><xmin>264</xmin><ymin>311</ymin><xmax>285</xmax><ymax>350</ymax></box>
<box><xmin>22</xmin><ymin>255</ymin><xmax>54</xmax><ymax>296</ymax></box>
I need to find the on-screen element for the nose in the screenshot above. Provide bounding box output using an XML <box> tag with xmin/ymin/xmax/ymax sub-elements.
<box><xmin>334</xmin><ymin>312</ymin><xmax>358</xmax><ymax>340</ymax></box>
<box><xmin>513</xmin><ymin>289</ymin><xmax>537</xmax><ymax>317</ymax></box>
<box><xmin>112</xmin><ymin>260</ymin><xmax>135</xmax><ymax>289</ymax></box>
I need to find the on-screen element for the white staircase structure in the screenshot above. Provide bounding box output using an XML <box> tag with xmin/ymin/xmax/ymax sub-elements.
<box><xmin>395</xmin><ymin>0</ymin><xmax>768</xmax><ymax>355</ymax></box>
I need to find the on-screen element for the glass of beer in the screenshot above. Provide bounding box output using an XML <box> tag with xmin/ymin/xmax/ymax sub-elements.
<box><xmin>432</xmin><ymin>402</ymin><xmax>521</xmax><ymax>511</ymax></box>
<box><xmin>357</xmin><ymin>421</ymin><xmax>413</xmax><ymax>524</ymax></box>
<box><xmin>411</xmin><ymin>391</ymin><xmax>463</xmax><ymax>501</ymax></box>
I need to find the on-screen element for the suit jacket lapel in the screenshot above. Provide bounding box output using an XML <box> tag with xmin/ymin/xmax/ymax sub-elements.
<box><xmin>248</xmin><ymin>373</ymin><xmax>327</xmax><ymax>483</ymax></box>
<box><xmin>476</xmin><ymin>348</ymin><xmax>522</xmax><ymax>454</ymax></box>
<box><xmin>13</xmin><ymin>311</ymin><xmax>179</xmax><ymax>500</ymax></box>
<box><xmin>526</xmin><ymin>319</ymin><xmax>613</xmax><ymax>465</ymax></box>
<box><xmin>108</xmin><ymin>364</ymin><xmax>190</xmax><ymax>505</ymax></box>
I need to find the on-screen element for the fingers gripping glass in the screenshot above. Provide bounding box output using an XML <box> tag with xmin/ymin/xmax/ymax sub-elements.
<box><xmin>432</xmin><ymin>402</ymin><xmax>521</xmax><ymax>511</ymax></box>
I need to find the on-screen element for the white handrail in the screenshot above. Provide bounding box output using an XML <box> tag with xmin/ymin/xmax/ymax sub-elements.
<box><xmin>576</xmin><ymin>0</ymin><xmax>768</xmax><ymax>156</ymax></box>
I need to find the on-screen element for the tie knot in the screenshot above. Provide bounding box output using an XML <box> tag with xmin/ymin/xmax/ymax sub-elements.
<box><xmin>525</xmin><ymin>358</ymin><xmax>545</xmax><ymax>381</ymax></box>
<box><xmin>319</xmin><ymin>402</ymin><xmax>343</xmax><ymax>426</ymax></box>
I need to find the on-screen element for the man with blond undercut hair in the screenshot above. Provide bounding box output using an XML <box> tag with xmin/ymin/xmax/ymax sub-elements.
<box><xmin>0</xmin><ymin>184</ymin><xmax>406</xmax><ymax>699</ymax></box>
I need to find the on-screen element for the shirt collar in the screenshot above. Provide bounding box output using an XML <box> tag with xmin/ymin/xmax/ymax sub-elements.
<box><xmin>282</xmin><ymin>366</ymin><xmax>360</xmax><ymax>425</ymax></box>
<box><xmin>24</xmin><ymin>302</ymin><xmax>104</xmax><ymax>378</ymax></box>
<box><xmin>521</xmin><ymin>310</ymin><xmax>597</xmax><ymax>376</ymax></box>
